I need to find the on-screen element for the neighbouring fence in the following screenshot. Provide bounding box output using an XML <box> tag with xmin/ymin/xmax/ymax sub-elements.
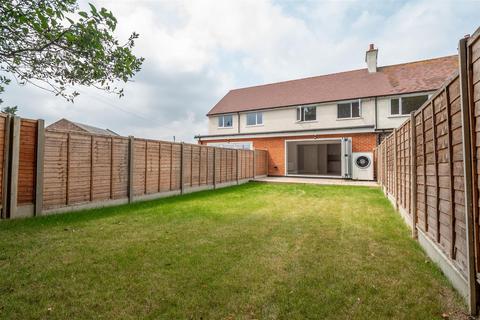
<box><xmin>0</xmin><ymin>120</ymin><xmax>268</xmax><ymax>218</ymax></box>
<box><xmin>376</xmin><ymin>29</ymin><xmax>480</xmax><ymax>314</ymax></box>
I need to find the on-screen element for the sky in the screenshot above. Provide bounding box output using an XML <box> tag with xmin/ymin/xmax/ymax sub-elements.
<box><xmin>2</xmin><ymin>0</ymin><xmax>480</xmax><ymax>142</ymax></box>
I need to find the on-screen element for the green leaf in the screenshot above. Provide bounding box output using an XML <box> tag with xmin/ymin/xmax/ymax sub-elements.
<box><xmin>64</xmin><ymin>32</ymin><xmax>75</xmax><ymax>42</ymax></box>
<box><xmin>89</xmin><ymin>3</ymin><xmax>98</xmax><ymax>15</ymax></box>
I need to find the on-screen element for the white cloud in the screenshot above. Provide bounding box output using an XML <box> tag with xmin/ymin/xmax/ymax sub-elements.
<box><xmin>2</xmin><ymin>0</ymin><xmax>479</xmax><ymax>142</ymax></box>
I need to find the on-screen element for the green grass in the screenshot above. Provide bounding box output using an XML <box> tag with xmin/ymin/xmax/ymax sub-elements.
<box><xmin>0</xmin><ymin>182</ymin><xmax>467</xmax><ymax>319</ymax></box>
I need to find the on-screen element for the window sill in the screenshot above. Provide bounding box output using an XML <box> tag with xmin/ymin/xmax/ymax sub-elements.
<box><xmin>336</xmin><ymin>117</ymin><xmax>363</xmax><ymax>121</ymax></box>
<box><xmin>296</xmin><ymin>120</ymin><xmax>318</xmax><ymax>124</ymax></box>
<box><xmin>246</xmin><ymin>124</ymin><xmax>264</xmax><ymax>127</ymax></box>
<box><xmin>387</xmin><ymin>114</ymin><xmax>410</xmax><ymax>118</ymax></box>
<box><xmin>217</xmin><ymin>126</ymin><xmax>234</xmax><ymax>129</ymax></box>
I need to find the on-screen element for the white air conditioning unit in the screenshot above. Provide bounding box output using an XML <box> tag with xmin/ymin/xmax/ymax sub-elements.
<box><xmin>352</xmin><ymin>152</ymin><xmax>374</xmax><ymax>181</ymax></box>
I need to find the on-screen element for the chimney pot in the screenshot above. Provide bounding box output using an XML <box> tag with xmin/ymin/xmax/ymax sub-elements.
<box><xmin>369</xmin><ymin>43</ymin><xmax>374</xmax><ymax>50</ymax></box>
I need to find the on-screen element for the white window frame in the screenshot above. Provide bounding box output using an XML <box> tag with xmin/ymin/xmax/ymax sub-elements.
<box><xmin>336</xmin><ymin>99</ymin><xmax>362</xmax><ymax>120</ymax></box>
<box><xmin>246</xmin><ymin>112</ymin><xmax>263</xmax><ymax>127</ymax></box>
<box><xmin>217</xmin><ymin>114</ymin><xmax>233</xmax><ymax>128</ymax></box>
<box><xmin>389</xmin><ymin>93</ymin><xmax>429</xmax><ymax>117</ymax></box>
<box><xmin>296</xmin><ymin>106</ymin><xmax>317</xmax><ymax>122</ymax></box>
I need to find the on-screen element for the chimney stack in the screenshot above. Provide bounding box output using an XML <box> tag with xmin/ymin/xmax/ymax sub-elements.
<box><xmin>365</xmin><ymin>43</ymin><xmax>378</xmax><ymax>73</ymax></box>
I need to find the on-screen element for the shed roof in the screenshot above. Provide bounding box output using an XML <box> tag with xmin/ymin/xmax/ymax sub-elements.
<box><xmin>72</xmin><ymin>121</ymin><xmax>119</xmax><ymax>136</ymax></box>
<box><xmin>47</xmin><ymin>118</ymin><xmax>119</xmax><ymax>136</ymax></box>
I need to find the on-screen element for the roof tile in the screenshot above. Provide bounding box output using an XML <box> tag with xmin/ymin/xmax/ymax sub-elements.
<box><xmin>207</xmin><ymin>55</ymin><xmax>458</xmax><ymax>115</ymax></box>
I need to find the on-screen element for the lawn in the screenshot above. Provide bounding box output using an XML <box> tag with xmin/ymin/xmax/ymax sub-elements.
<box><xmin>0</xmin><ymin>182</ymin><xmax>467</xmax><ymax>319</ymax></box>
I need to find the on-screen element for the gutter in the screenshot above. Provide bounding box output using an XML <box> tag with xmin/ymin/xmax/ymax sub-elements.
<box><xmin>195</xmin><ymin>125</ymin><xmax>375</xmax><ymax>139</ymax></box>
<box><xmin>206</xmin><ymin>89</ymin><xmax>438</xmax><ymax>116</ymax></box>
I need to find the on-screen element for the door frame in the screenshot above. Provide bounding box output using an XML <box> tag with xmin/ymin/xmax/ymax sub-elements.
<box><xmin>284</xmin><ymin>138</ymin><xmax>346</xmax><ymax>178</ymax></box>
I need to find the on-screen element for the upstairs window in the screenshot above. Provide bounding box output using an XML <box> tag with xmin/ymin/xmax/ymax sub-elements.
<box><xmin>390</xmin><ymin>94</ymin><xmax>429</xmax><ymax>116</ymax></box>
<box><xmin>337</xmin><ymin>100</ymin><xmax>361</xmax><ymax>119</ymax></box>
<box><xmin>296</xmin><ymin>106</ymin><xmax>316</xmax><ymax>122</ymax></box>
<box><xmin>218</xmin><ymin>114</ymin><xmax>233</xmax><ymax>128</ymax></box>
<box><xmin>246</xmin><ymin>112</ymin><xmax>263</xmax><ymax>126</ymax></box>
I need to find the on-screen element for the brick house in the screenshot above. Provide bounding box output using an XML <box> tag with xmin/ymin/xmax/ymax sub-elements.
<box><xmin>195</xmin><ymin>45</ymin><xmax>458</xmax><ymax>179</ymax></box>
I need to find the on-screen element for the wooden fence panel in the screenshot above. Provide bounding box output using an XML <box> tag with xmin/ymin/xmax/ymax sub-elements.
<box><xmin>18</xmin><ymin>119</ymin><xmax>37</xmax><ymax>205</ymax></box>
<box><xmin>146</xmin><ymin>140</ymin><xmax>160</xmax><ymax>194</ymax></box>
<box><xmin>159</xmin><ymin>142</ymin><xmax>172</xmax><ymax>192</ymax></box>
<box><xmin>92</xmin><ymin>136</ymin><xmax>112</xmax><ymax>201</ymax></box>
<box><xmin>111</xmin><ymin>137</ymin><xmax>129</xmax><ymax>199</ymax></box>
<box><xmin>207</xmin><ymin>147</ymin><xmax>214</xmax><ymax>185</ymax></box>
<box><xmin>255</xmin><ymin>149</ymin><xmax>268</xmax><ymax>177</ymax></box>
<box><xmin>374</xmin><ymin>30</ymin><xmax>480</xmax><ymax>313</ymax></box>
<box><xmin>192</xmin><ymin>145</ymin><xmax>200</xmax><ymax>187</ymax></box>
<box><xmin>68</xmin><ymin>133</ymin><xmax>92</xmax><ymax>204</ymax></box>
<box><xmin>43</xmin><ymin>131</ymin><xmax>68</xmax><ymax>209</ymax></box>
<box><xmin>377</xmin><ymin>74</ymin><xmax>468</xmax><ymax>278</ymax></box>
<box><xmin>133</xmin><ymin>139</ymin><xmax>146</xmax><ymax>196</ymax></box>
<box><xmin>9</xmin><ymin>127</ymin><xmax>256</xmax><ymax>215</ymax></box>
<box><xmin>171</xmin><ymin>143</ymin><xmax>181</xmax><ymax>191</ymax></box>
<box><xmin>199</xmin><ymin>146</ymin><xmax>208</xmax><ymax>185</ymax></box>
<box><xmin>183</xmin><ymin>144</ymin><xmax>192</xmax><ymax>188</ymax></box>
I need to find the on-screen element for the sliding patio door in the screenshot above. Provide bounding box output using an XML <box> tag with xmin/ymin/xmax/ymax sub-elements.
<box><xmin>341</xmin><ymin>137</ymin><xmax>352</xmax><ymax>179</ymax></box>
<box><xmin>286</xmin><ymin>138</ymin><xmax>352</xmax><ymax>178</ymax></box>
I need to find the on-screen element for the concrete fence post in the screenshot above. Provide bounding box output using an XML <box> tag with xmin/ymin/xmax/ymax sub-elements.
<box><xmin>459</xmin><ymin>36</ymin><xmax>478</xmax><ymax>316</ymax></box>
<box><xmin>34</xmin><ymin>119</ymin><xmax>45</xmax><ymax>216</ymax></box>
<box><xmin>8</xmin><ymin>116</ymin><xmax>20</xmax><ymax>219</ymax></box>
<box><xmin>128</xmin><ymin>136</ymin><xmax>134</xmax><ymax>203</ymax></box>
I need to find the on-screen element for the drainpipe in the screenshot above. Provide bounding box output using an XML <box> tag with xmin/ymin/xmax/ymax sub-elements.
<box><xmin>374</xmin><ymin>97</ymin><xmax>380</xmax><ymax>146</ymax></box>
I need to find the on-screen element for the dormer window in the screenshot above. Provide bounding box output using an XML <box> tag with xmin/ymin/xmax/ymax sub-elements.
<box><xmin>296</xmin><ymin>106</ymin><xmax>316</xmax><ymax>122</ymax></box>
<box><xmin>218</xmin><ymin>114</ymin><xmax>233</xmax><ymax>128</ymax></box>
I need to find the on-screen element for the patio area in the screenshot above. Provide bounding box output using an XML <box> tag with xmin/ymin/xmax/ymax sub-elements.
<box><xmin>253</xmin><ymin>176</ymin><xmax>379</xmax><ymax>187</ymax></box>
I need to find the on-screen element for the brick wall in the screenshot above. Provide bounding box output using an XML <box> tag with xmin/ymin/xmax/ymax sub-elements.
<box><xmin>199</xmin><ymin>132</ymin><xmax>378</xmax><ymax>176</ymax></box>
